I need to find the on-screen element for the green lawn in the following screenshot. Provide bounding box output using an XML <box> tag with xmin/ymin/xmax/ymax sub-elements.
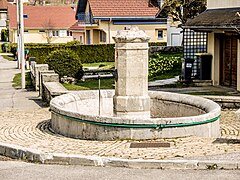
<box><xmin>2</xmin><ymin>54</ymin><xmax>16</xmax><ymax>61</ymax></box>
<box><xmin>83</xmin><ymin>62</ymin><xmax>114</xmax><ymax>70</ymax></box>
<box><xmin>12</xmin><ymin>72</ymin><xmax>33</xmax><ymax>89</ymax></box>
<box><xmin>63</xmin><ymin>78</ymin><xmax>115</xmax><ymax>90</ymax></box>
<box><xmin>64</xmin><ymin>62</ymin><xmax>115</xmax><ymax>90</ymax></box>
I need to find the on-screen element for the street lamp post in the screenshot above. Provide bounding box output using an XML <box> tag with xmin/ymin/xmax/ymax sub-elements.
<box><xmin>18</xmin><ymin>0</ymin><xmax>25</xmax><ymax>89</ymax></box>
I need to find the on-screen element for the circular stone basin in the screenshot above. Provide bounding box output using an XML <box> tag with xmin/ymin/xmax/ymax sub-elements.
<box><xmin>50</xmin><ymin>90</ymin><xmax>221</xmax><ymax>140</ymax></box>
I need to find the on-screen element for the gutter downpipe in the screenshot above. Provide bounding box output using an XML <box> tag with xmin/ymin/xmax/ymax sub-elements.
<box><xmin>108</xmin><ymin>18</ymin><xmax>112</xmax><ymax>43</ymax></box>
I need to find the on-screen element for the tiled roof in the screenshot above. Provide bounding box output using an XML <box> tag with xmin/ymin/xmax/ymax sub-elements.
<box><xmin>88</xmin><ymin>0</ymin><xmax>158</xmax><ymax>17</ymax></box>
<box><xmin>0</xmin><ymin>0</ymin><xmax>10</xmax><ymax>9</ymax></box>
<box><xmin>185</xmin><ymin>8</ymin><xmax>240</xmax><ymax>28</ymax></box>
<box><xmin>70</xmin><ymin>21</ymin><xmax>84</xmax><ymax>31</ymax></box>
<box><xmin>8</xmin><ymin>5</ymin><xmax>76</xmax><ymax>29</ymax></box>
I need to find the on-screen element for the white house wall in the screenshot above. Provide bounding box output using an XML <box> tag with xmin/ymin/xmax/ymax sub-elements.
<box><xmin>11</xmin><ymin>29</ymin><xmax>74</xmax><ymax>43</ymax></box>
<box><xmin>207</xmin><ymin>0</ymin><xmax>240</xmax><ymax>9</ymax></box>
<box><xmin>167</xmin><ymin>18</ymin><xmax>182</xmax><ymax>46</ymax></box>
<box><xmin>91</xmin><ymin>21</ymin><xmax>167</xmax><ymax>44</ymax></box>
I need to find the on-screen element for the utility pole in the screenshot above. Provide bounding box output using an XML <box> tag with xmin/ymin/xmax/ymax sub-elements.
<box><xmin>16</xmin><ymin>0</ymin><xmax>20</xmax><ymax>69</ymax></box>
<box><xmin>18</xmin><ymin>0</ymin><xmax>25</xmax><ymax>89</ymax></box>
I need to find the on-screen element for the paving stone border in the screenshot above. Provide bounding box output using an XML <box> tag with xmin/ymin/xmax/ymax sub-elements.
<box><xmin>0</xmin><ymin>142</ymin><xmax>239</xmax><ymax>170</ymax></box>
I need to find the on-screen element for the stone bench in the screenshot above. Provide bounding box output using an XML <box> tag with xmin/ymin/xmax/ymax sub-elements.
<box><xmin>30</xmin><ymin>63</ymin><xmax>49</xmax><ymax>91</ymax></box>
<box><xmin>41</xmin><ymin>73</ymin><xmax>68</xmax><ymax>104</ymax></box>
<box><xmin>42</xmin><ymin>82</ymin><xmax>69</xmax><ymax>104</ymax></box>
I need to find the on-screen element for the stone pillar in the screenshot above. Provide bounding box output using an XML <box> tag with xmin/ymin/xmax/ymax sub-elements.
<box><xmin>112</xmin><ymin>27</ymin><xmax>150</xmax><ymax>118</ymax></box>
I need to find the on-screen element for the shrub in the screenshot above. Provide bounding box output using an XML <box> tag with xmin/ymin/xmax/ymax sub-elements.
<box><xmin>66</xmin><ymin>40</ymin><xmax>82</xmax><ymax>46</ymax></box>
<box><xmin>1</xmin><ymin>29</ymin><xmax>9</xmax><ymax>42</ymax></box>
<box><xmin>149</xmin><ymin>42</ymin><xmax>167</xmax><ymax>46</ymax></box>
<box><xmin>45</xmin><ymin>49</ymin><xmax>83</xmax><ymax>79</ymax></box>
<box><xmin>149</xmin><ymin>53</ymin><xmax>182</xmax><ymax>78</ymax></box>
<box><xmin>1</xmin><ymin>43</ymin><xmax>10</xmax><ymax>53</ymax></box>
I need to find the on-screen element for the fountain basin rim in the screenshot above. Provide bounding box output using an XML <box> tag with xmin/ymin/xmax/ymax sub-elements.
<box><xmin>51</xmin><ymin>110</ymin><xmax>220</xmax><ymax>129</ymax></box>
<box><xmin>50</xmin><ymin>90</ymin><xmax>221</xmax><ymax>125</ymax></box>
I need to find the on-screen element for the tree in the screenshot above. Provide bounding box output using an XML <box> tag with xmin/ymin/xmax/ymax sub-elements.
<box><xmin>149</xmin><ymin>0</ymin><xmax>161</xmax><ymax>7</ymax></box>
<box><xmin>158</xmin><ymin>0</ymin><xmax>207</xmax><ymax>27</ymax></box>
<box><xmin>41</xmin><ymin>18</ymin><xmax>55</xmax><ymax>44</ymax></box>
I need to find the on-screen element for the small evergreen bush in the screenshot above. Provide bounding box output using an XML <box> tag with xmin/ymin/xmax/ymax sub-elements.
<box><xmin>45</xmin><ymin>49</ymin><xmax>83</xmax><ymax>79</ymax></box>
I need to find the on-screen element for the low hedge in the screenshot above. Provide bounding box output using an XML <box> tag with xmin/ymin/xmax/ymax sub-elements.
<box><xmin>9</xmin><ymin>43</ymin><xmax>115</xmax><ymax>64</ymax></box>
<box><xmin>9</xmin><ymin>42</ymin><xmax>167</xmax><ymax>64</ymax></box>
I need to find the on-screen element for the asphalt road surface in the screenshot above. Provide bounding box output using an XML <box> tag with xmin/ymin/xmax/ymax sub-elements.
<box><xmin>0</xmin><ymin>159</ymin><xmax>240</xmax><ymax>180</ymax></box>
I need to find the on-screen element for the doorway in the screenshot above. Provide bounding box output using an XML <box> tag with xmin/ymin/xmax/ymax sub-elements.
<box><xmin>220</xmin><ymin>35</ymin><xmax>238</xmax><ymax>87</ymax></box>
<box><xmin>86</xmin><ymin>30</ymin><xmax>91</xmax><ymax>45</ymax></box>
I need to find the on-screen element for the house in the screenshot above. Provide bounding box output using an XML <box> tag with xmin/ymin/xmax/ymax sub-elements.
<box><xmin>0</xmin><ymin>0</ymin><xmax>9</xmax><ymax>36</ymax></box>
<box><xmin>150</xmin><ymin>0</ymin><xmax>183</xmax><ymax>46</ymax></box>
<box><xmin>75</xmin><ymin>0</ymin><xmax>167</xmax><ymax>45</ymax></box>
<box><xmin>165</xmin><ymin>17</ymin><xmax>183</xmax><ymax>46</ymax></box>
<box><xmin>69</xmin><ymin>21</ymin><xmax>85</xmax><ymax>43</ymax></box>
<box><xmin>7</xmin><ymin>5</ymin><xmax>77</xmax><ymax>43</ymax></box>
<box><xmin>184</xmin><ymin>0</ymin><xmax>240</xmax><ymax>91</ymax></box>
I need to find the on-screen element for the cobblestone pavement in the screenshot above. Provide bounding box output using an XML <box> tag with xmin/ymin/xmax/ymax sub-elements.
<box><xmin>1</xmin><ymin>55</ymin><xmax>240</xmax><ymax>162</ymax></box>
<box><xmin>0</xmin><ymin>108</ymin><xmax>239</xmax><ymax>160</ymax></box>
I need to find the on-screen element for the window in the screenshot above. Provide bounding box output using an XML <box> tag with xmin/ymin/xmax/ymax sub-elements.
<box><xmin>52</xmin><ymin>30</ymin><xmax>59</xmax><ymax>37</ymax></box>
<box><xmin>24</xmin><ymin>30</ymin><xmax>28</xmax><ymax>33</ymax></box>
<box><xmin>39</xmin><ymin>30</ymin><xmax>45</xmax><ymax>33</ymax></box>
<box><xmin>99</xmin><ymin>30</ymin><xmax>106</xmax><ymax>42</ymax></box>
<box><xmin>0</xmin><ymin>13</ymin><xmax>7</xmax><ymax>20</ymax></box>
<box><xmin>23</xmin><ymin>14</ymin><xmax>28</xmax><ymax>19</ymax></box>
<box><xmin>157</xmin><ymin>30</ymin><xmax>163</xmax><ymax>39</ymax></box>
<box><xmin>67</xmin><ymin>31</ymin><xmax>72</xmax><ymax>36</ymax></box>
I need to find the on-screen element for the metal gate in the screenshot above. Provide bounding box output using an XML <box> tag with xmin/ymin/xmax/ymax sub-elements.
<box><xmin>183</xmin><ymin>29</ymin><xmax>208</xmax><ymax>79</ymax></box>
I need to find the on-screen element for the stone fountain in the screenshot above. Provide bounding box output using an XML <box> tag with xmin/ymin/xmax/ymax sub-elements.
<box><xmin>50</xmin><ymin>27</ymin><xmax>221</xmax><ymax>140</ymax></box>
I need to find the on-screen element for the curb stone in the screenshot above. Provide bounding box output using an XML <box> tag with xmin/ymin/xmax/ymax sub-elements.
<box><xmin>0</xmin><ymin>142</ymin><xmax>239</xmax><ymax>170</ymax></box>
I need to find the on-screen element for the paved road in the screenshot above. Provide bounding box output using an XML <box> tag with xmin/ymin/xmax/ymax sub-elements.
<box><xmin>0</xmin><ymin>161</ymin><xmax>239</xmax><ymax>180</ymax></box>
<box><xmin>0</xmin><ymin>55</ymin><xmax>240</xmax><ymax>178</ymax></box>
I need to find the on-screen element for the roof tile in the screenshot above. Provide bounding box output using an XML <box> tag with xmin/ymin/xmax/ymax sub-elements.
<box><xmin>8</xmin><ymin>5</ymin><xmax>76</xmax><ymax>29</ymax></box>
<box><xmin>0</xmin><ymin>0</ymin><xmax>9</xmax><ymax>9</ymax></box>
<box><xmin>88</xmin><ymin>0</ymin><xmax>158</xmax><ymax>17</ymax></box>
